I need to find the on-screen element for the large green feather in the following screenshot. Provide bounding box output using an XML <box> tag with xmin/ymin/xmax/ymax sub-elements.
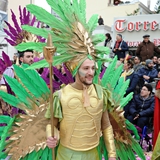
<box><xmin>93</xmin><ymin>60</ymin><xmax>102</xmax><ymax>84</ymax></box>
<box><xmin>25</xmin><ymin>69</ymin><xmax>50</xmax><ymax>100</ymax></box>
<box><xmin>22</xmin><ymin>25</ymin><xmax>53</xmax><ymax>39</ymax></box>
<box><xmin>16</xmin><ymin>42</ymin><xmax>46</xmax><ymax>52</ymax></box>
<box><xmin>132</xmin><ymin>140</ymin><xmax>146</xmax><ymax>160</ymax></box>
<box><xmin>22</xmin><ymin>25</ymin><xmax>70</xmax><ymax>44</ymax></box>
<box><xmin>110</xmin><ymin>64</ymin><xmax>123</xmax><ymax>89</ymax></box>
<box><xmin>26</xmin><ymin>54</ymin><xmax>76</xmax><ymax>70</ymax></box>
<box><xmin>0</xmin><ymin>116</ymin><xmax>15</xmax><ymax>159</ymax></box>
<box><xmin>46</xmin><ymin>0</ymin><xmax>67</xmax><ymax>22</ymax></box>
<box><xmin>101</xmin><ymin>57</ymin><xmax>117</xmax><ymax>88</ymax></box>
<box><xmin>0</xmin><ymin>91</ymin><xmax>21</xmax><ymax>107</ymax></box>
<box><xmin>87</xmin><ymin>14</ymin><xmax>98</xmax><ymax>33</ymax></box>
<box><xmin>0</xmin><ymin>115</ymin><xmax>12</xmax><ymax>124</ymax></box>
<box><xmin>4</xmin><ymin>75</ymin><xmax>33</xmax><ymax>108</ymax></box>
<box><xmin>13</xmin><ymin>65</ymin><xmax>44</xmax><ymax>98</ymax></box>
<box><xmin>26</xmin><ymin>4</ymin><xmax>71</xmax><ymax>34</ymax></box>
<box><xmin>79</xmin><ymin>0</ymin><xmax>86</xmax><ymax>23</ymax></box>
<box><xmin>95</xmin><ymin>46</ymin><xmax>110</xmax><ymax>55</ymax></box>
<box><xmin>120</xmin><ymin>92</ymin><xmax>133</xmax><ymax>108</ymax></box>
<box><xmin>92</xmin><ymin>34</ymin><xmax>106</xmax><ymax>45</ymax></box>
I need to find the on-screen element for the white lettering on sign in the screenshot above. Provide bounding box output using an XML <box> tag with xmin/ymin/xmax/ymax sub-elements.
<box><xmin>114</xmin><ymin>19</ymin><xmax>159</xmax><ymax>32</ymax></box>
<box><xmin>127</xmin><ymin>39</ymin><xmax>160</xmax><ymax>47</ymax></box>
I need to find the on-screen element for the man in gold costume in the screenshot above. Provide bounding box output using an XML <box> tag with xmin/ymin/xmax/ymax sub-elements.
<box><xmin>45</xmin><ymin>55</ymin><xmax>116</xmax><ymax>160</ymax></box>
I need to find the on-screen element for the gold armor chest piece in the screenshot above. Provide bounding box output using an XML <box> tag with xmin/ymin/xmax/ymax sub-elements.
<box><xmin>59</xmin><ymin>84</ymin><xmax>103</xmax><ymax>151</ymax></box>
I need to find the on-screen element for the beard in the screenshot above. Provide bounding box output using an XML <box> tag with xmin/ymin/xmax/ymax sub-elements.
<box><xmin>147</xmin><ymin>66</ymin><xmax>153</xmax><ymax>70</ymax></box>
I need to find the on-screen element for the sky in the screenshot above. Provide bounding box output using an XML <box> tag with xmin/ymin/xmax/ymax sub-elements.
<box><xmin>34</xmin><ymin>0</ymin><xmax>158</xmax><ymax>12</ymax></box>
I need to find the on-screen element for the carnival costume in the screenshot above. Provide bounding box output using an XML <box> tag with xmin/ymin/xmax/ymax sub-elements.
<box><xmin>0</xmin><ymin>0</ymin><xmax>146</xmax><ymax>160</ymax></box>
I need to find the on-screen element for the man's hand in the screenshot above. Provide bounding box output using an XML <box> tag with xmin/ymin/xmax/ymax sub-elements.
<box><xmin>133</xmin><ymin>114</ymin><xmax>139</xmax><ymax>120</ymax></box>
<box><xmin>143</xmin><ymin>75</ymin><xmax>150</xmax><ymax>80</ymax></box>
<box><xmin>46</xmin><ymin>137</ymin><xmax>58</xmax><ymax>148</ymax></box>
<box><xmin>118</xmin><ymin>48</ymin><xmax>121</xmax><ymax>50</ymax></box>
<box><xmin>109</xmin><ymin>158</ymin><xmax>116</xmax><ymax>160</ymax></box>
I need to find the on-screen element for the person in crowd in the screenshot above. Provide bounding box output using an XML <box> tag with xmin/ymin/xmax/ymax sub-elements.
<box><xmin>121</xmin><ymin>56</ymin><xmax>139</xmax><ymax>95</ymax></box>
<box><xmin>121</xmin><ymin>56</ymin><xmax>139</xmax><ymax>118</ymax></box>
<box><xmin>155</xmin><ymin>57</ymin><xmax>160</xmax><ymax>72</ymax></box>
<box><xmin>104</xmin><ymin>33</ymin><xmax>113</xmax><ymax>58</ymax></box>
<box><xmin>133</xmin><ymin>56</ymin><xmax>144</xmax><ymax>72</ymax></box>
<box><xmin>137</xmin><ymin>59</ymin><xmax>158</xmax><ymax>84</ymax></box>
<box><xmin>104</xmin><ymin>33</ymin><xmax>112</xmax><ymax>48</ymax></box>
<box><xmin>98</xmin><ymin>16</ymin><xmax>104</xmax><ymax>25</ymax></box>
<box><xmin>0</xmin><ymin>50</ymin><xmax>34</xmax><ymax>85</ymax></box>
<box><xmin>136</xmin><ymin>35</ymin><xmax>160</xmax><ymax>61</ymax></box>
<box><xmin>19</xmin><ymin>50</ymin><xmax>34</xmax><ymax>65</ymax></box>
<box><xmin>152</xmin><ymin>56</ymin><xmax>158</xmax><ymax>66</ymax></box>
<box><xmin>112</xmin><ymin>34</ymin><xmax>128</xmax><ymax>60</ymax></box>
<box><xmin>127</xmin><ymin>84</ymin><xmax>154</xmax><ymax>129</ymax></box>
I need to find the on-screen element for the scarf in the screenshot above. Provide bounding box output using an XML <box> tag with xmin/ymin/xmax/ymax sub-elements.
<box><xmin>121</xmin><ymin>69</ymin><xmax>134</xmax><ymax>80</ymax></box>
<box><xmin>115</xmin><ymin>39</ymin><xmax>122</xmax><ymax>49</ymax></box>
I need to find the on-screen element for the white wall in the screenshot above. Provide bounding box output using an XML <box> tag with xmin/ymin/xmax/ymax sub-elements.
<box><xmin>86</xmin><ymin>0</ymin><xmax>140</xmax><ymax>27</ymax></box>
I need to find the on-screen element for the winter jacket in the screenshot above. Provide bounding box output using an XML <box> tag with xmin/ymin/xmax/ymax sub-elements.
<box><xmin>133</xmin><ymin>64</ymin><xmax>144</xmax><ymax>73</ymax></box>
<box><xmin>136</xmin><ymin>41</ymin><xmax>160</xmax><ymax>61</ymax></box>
<box><xmin>126</xmin><ymin>73</ymin><xmax>139</xmax><ymax>95</ymax></box>
<box><xmin>129</xmin><ymin>94</ymin><xmax>154</xmax><ymax>117</ymax></box>
<box><xmin>155</xmin><ymin>64</ymin><xmax>160</xmax><ymax>72</ymax></box>
<box><xmin>113</xmin><ymin>40</ymin><xmax>128</xmax><ymax>60</ymax></box>
<box><xmin>137</xmin><ymin>66</ymin><xmax>158</xmax><ymax>83</ymax></box>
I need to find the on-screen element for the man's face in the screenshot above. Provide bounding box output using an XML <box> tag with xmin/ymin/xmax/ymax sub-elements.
<box><xmin>143</xmin><ymin>37</ymin><xmax>149</xmax><ymax>43</ymax></box>
<box><xmin>134</xmin><ymin>57</ymin><xmax>140</xmax><ymax>64</ymax></box>
<box><xmin>116</xmin><ymin>35</ymin><xmax>121</xmax><ymax>41</ymax></box>
<box><xmin>77</xmin><ymin>59</ymin><xmax>95</xmax><ymax>86</ymax></box>
<box><xmin>140</xmin><ymin>86</ymin><xmax>150</xmax><ymax>97</ymax></box>
<box><xmin>153</xmin><ymin>56</ymin><xmax>158</xmax><ymax>64</ymax></box>
<box><xmin>147</xmin><ymin>61</ymin><xmax>154</xmax><ymax>68</ymax></box>
<box><xmin>20</xmin><ymin>52</ymin><xmax>34</xmax><ymax>65</ymax></box>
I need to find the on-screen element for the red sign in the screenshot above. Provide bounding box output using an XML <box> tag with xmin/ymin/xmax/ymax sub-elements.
<box><xmin>114</xmin><ymin>19</ymin><xmax>159</xmax><ymax>32</ymax></box>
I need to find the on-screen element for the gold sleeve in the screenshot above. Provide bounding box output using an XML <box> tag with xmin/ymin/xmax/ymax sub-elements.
<box><xmin>102</xmin><ymin>110</ymin><xmax>116</xmax><ymax>158</ymax></box>
<box><xmin>103</xmin><ymin>126</ymin><xmax>116</xmax><ymax>158</ymax></box>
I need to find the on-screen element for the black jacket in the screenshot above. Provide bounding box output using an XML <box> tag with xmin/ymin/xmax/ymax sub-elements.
<box><xmin>129</xmin><ymin>94</ymin><xmax>154</xmax><ymax>117</ymax></box>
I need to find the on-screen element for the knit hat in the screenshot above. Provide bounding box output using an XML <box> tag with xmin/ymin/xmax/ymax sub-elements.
<box><xmin>145</xmin><ymin>59</ymin><xmax>152</xmax><ymax>66</ymax></box>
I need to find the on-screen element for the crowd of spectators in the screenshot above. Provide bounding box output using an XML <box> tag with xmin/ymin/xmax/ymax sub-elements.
<box><xmin>104</xmin><ymin>33</ymin><xmax>160</xmax><ymax>134</ymax></box>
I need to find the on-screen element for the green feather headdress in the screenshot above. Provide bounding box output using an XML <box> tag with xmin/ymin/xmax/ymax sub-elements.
<box><xmin>16</xmin><ymin>0</ymin><xmax>110</xmax><ymax>74</ymax></box>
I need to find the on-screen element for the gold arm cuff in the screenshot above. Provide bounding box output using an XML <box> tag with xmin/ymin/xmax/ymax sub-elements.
<box><xmin>0</xmin><ymin>85</ymin><xmax>7</xmax><ymax>92</ymax></box>
<box><xmin>102</xmin><ymin>125</ymin><xmax>116</xmax><ymax>158</ymax></box>
<box><xmin>46</xmin><ymin>124</ymin><xmax>60</xmax><ymax>140</ymax></box>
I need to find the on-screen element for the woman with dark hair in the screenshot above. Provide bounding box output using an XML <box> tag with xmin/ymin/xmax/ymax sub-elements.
<box><xmin>121</xmin><ymin>55</ymin><xmax>139</xmax><ymax>96</ymax></box>
<box><xmin>104</xmin><ymin>33</ymin><xmax>112</xmax><ymax>48</ymax></box>
<box><xmin>122</xmin><ymin>55</ymin><xmax>140</xmax><ymax>118</ymax></box>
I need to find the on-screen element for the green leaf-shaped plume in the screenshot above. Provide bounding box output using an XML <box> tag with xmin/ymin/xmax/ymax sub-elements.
<box><xmin>101</xmin><ymin>57</ymin><xmax>117</xmax><ymax>88</ymax></box>
<box><xmin>92</xmin><ymin>34</ymin><xmax>105</xmax><ymax>45</ymax></box>
<box><xmin>4</xmin><ymin>75</ymin><xmax>33</xmax><ymax>108</ymax></box>
<box><xmin>0</xmin><ymin>116</ymin><xmax>15</xmax><ymax>159</ymax></box>
<box><xmin>16</xmin><ymin>42</ymin><xmax>46</xmax><ymax>52</ymax></box>
<box><xmin>79</xmin><ymin>0</ymin><xmax>86</xmax><ymax>23</ymax></box>
<box><xmin>27</xmin><ymin>4</ymin><xmax>71</xmax><ymax>34</ymax></box>
<box><xmin>87</xmin><ymin>14</ymin><xmax>98</xmax><ymax>33</ymax></box>
<box><xmin>13</xmin><ymin>65</ymin><xmax>44</xmax><ymax>98</ymax></box>
<box><xmin>0</xmin><ymin>91</ymin><xmax>21</xmax><ymax>107</ymax></box>
<box><xmin>26</xmin><ymin>54</ymin><xmax>76</xmax><ymax>70</ymax></box>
